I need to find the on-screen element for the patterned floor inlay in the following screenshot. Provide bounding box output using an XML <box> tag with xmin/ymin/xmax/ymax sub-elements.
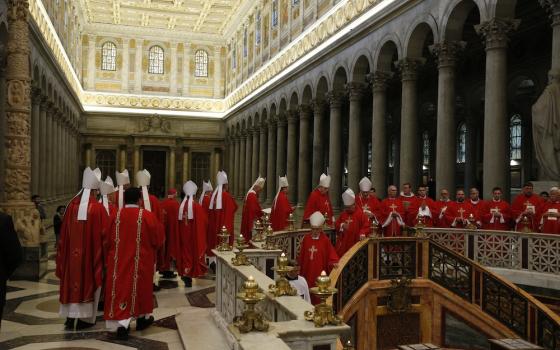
<box><xmin>6</xmin><ymin>286</ymin><xmax>24</xmax><ymax>293</ymax></box>
<box><xmin>158</xmin><ymin>280</ymin><xmax>179</xmax><ymax>289</ymax></box>
<box><xmin>186</xmin><ymin>287</ymin><xmax>215</xmax><ymax>308</ymax></box>
<box><xmin>153</xmin><ymin>315</ymin><xmax>178</xmax><ymax>330</ymax></box>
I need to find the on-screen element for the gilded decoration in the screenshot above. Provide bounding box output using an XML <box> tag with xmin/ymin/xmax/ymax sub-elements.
<box><xmin>387</xmin><ymin>277</ymin><xmax>412</xmax><ymax>313</ymax></box>
<box><xmin>138</xmin><ymin>114</ymin><xmax>171</xmax><ymax>133</ymax></box>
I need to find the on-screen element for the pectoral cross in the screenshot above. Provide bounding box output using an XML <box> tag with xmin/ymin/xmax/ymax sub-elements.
<box><xmin>457</xmin><ymin>207</ymin><xmax>465</xmax><ymax>219</ymax></box>
<box><xmin>362</xmin><ymin>204</ymin><xmax>370</xmax><ymax>212</ymax></box>
<box><xmin>389</xmin><ymin>203</ymin><xmax>398</xmax><ymax>212</ymax></box>
<box><xmin>309</xmin><ymin>245</ymin><xmax>317</xmax><ymax>260</ymax></box>
<box><xmin>324</xmin><ymin>200</ymin><xmax>330</xmax><ymax>212</ymax></box>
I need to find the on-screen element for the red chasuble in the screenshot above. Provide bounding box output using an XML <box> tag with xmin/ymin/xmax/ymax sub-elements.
<box><xmin>201</xmin><ymin>193</ymin><xmax>212</xmax><ymax>216</ymax></box>
<box><xmin>481</xmin><ymin>200</ymin><xmax>512</xmax><ymax>230</ymax></box>
<box><xmin>407</xmin><ymin>200</ymin><xmax>437</xmax><ymax>228</ymax></box>
<box><xmin>434</xmin><ymin>200</ymin><xmax>456</xmax><ymax>228</ymax></box>
<box><xmin>334</xmin><ymin>208</ymin><xmax>371</xmax><ymax>256</ymax></box>
<box><xmin>298</xmin><ymin>232</ymin><xmax>339</xmax><ymax>305</ymax></box>
<box><xmin>57</xmin><ymin>195</ymin><xmax>108</xmax><ymax>307</ymax></box>
<box><xmin>271</xmin><ymin>191</ymin><xmax>294</xmax><ymax>231</ymax></box>
<box><xmin>399</xmin><ymin>194</ymin><xmax>417</xmax><ymax>226</ymax></box>
<box><xmin>240</xmin><ymin>191</ymin><xmax>262</xmax><ymax>241</ymax></box>
<box><xmin>178</xmin><ymin>202</ymin><xmax>208</xmax><ymax>277</ymax></box>
<box><xmin>465</xmin><ymin>200</ymin><xmax>484</xmax><ymax>227</ymax></box>
<box><xmin>207</xmin><ymin>190</ymin><xmax>238</xmax><ymax>254</ymax></box>
<box><xmin>511</xmin><ymin>193</ymin><xmax>543</xmax><ymax>232</ymax></box>
<box><xmin>104</xmin><ymin>207</ymin><xmax>164</xmax><ymax>321</ymax></box>
<box><xmin>379</xmin><ymin>198</ymin><xmax>405</xmax><ymax>237</ymax></box>
<box><xmin>302</xmin><ymin>189</ymin><xmax>333</xmax><ymax>226</ymax></box>
<box><xmin>448</xmin><ymin>201</ymin><xmax>477</xmax><ymax>228</ymax></box>
<box><xmin>538</xmin><ymin>201</ymin><xmax>560</xmax><ymax>234</ymax></box>
<box><xmin>141</xmin><ymin>194</ymin><xmax>165</xmax><ymax>269</ymax></box>
<box><xmin>355</xmin><ymin>193</ymin><xmax>381</xmax><ymax>222</ymax></box>
<box><xmin>160</xmin><ymin>198</ymin><xmax>181</xmax><ymax>270</ymax></box>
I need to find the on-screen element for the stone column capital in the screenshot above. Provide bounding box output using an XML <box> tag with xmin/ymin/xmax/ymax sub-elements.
<box><xmin>326</xmin><ymin>90</ymin><xmax>346</xmax><ymax>108</ymax></box>
<box><xmin>430</xmin><ymin>41</ymin><xmax>466</xmax><ymax>68</ymax></box>
<box><xmin>311</xmin><ymin>99</ymin><xmax>326</xmax><ymax>114</ymax></box>
<box><xmin>298</xmin><ymin>104</ymin><xmax>313</xmax><ymax>119</ymax></box>
<box><xmin>367</xmin><ymin>71</ymin><xmax>393</xmax><ymax>92</ymax></box>
<box><xmin>475</xmin><ymin>18</ymin><xmax>520</xmax><ymax>50</ymax></box>
<box><xmin>267</xmin><ymin>117</ymin><xmax>277</xmax><ymax>129</ymax></box>
<box><xmin>31</xmin><ymin>87</ymin><xmax>42</xmax><ymax>105</ymax></box>
<box><xmin>539</xmin><ymin>0</ymin><xmax>560</xmax><ymax>25</ymax></box>
<box><xmin>260</xmin><ymin>122</ymin><xmax>268</xmax><ymax>133</ymax></box>
<box><xmin>287</xmin><ymin>109</ymin><xmax>299</xmax><ymax>123</ymax></box>
<box><xmin>346</xmin><ymin>81</ymin><xmax>367</xmax><ymax>101</ymax></box>
<box><xmin>395</xmin><ymin>58</ymin><xmax>425</xmax><ymax>81</ymax></box>
<box><xmin>277</xmin><ymin>114</ymin><xmax>287</xmax><ymax>126</ymax></box>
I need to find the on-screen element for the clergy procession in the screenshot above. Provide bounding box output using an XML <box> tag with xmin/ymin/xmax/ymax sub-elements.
<box><xmin>55</xmin><ymin>164</ymin><xmax>560</xmax><ymax>339</ymax></box>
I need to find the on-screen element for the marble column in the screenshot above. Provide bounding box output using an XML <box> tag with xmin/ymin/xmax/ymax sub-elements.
<box><xmin>56</xmin><ymin>113</ymin><xmax>63</xmax><ymax>196</ymax></box>
<box><xmin>327</xmin><ymin>91</ymin><xmax>345</xmax><ymax>209</ymax></box>
<box><xmin>476</xmin><ymin>18</ymin><xmax>519</xmax><ymax>199</ymax></box>
<box><xmin>311</xmin><ymin>100</ymin><xmax>325</xmax><ymax>187</ymax></box>
<box><xmin>540</xmin><ymin>0</ymin><xmax>560</xmax><ymax>80</ymax></box>
<box><xmin>182</xmin><ymin>146</ymin><xmax>190</xmax><ymax>184</ymax></box>
<box><xmin>276</xmin><ymin>116</ymin><xmax>287</xmax><ymax>180</ymax></box>
<box><xmin>31</xmin><ymin>88</ymin><xmax>41</xmax><ymax>195</ymax></box>
<box><xmin>369</xmin><ymin>71</ymin><xmax>392</xmax><ymax>198</ymax></box>
<box><xmin>0</xmin><ymin>0</ymin><xmax>42</xmax><ymax>252</ymax></box>
<box><xmin>246</xmin><ymin>128</ymin><xmax>253</xmax><ymax>188</ymax></box>
<box><xmin>397</xmin><ymin>58</ymin><xmax>423</xmax><ymax>188</ymax></box>
<box><xmin>259</xmin><ymin>123</ymin><xmax>267</xmax><ymax>201</ymax></box>
<box><xmin>251</xmin><ymin>126</ymin><xmax>259</xmax><ymax>180</ymax></box>
<box><xmin>119</xmin><ymin>145</ymin><xmax>127</xmax><ymax>172</ymax></box>
<box><xmin>39</xmin><ymin>96</ymin><xmax>48</xmax><ymax>196</ymax></box>
<box><xmin>84</xmin><ymin>144</ymin><xmax>93</xmax><ymax>170</ymax></box>
<box><xmin>431</xmin><ymin>41</ymin><xmax>464</xmax><ymax>196</ymax></box>
<box><xmin>287</xmin><ymin>110</ymin><xmax>298</xmax><ymax>204</ymax></box>
<box><xmin>87</xmin><ymin>35</ymin><xmax>96</xmax><ymax>90</ymax></box>
<box><xmin>134</xmin><ymin>40</ymin><xmax>143</xmax><ymax>93</ymax></box>
<box><xmin>346</xmin><ymin>82</ymin><xmax>366</xmax><ymax>191</ymax></box>
<box><xmin>266</xmin><ymin>119</ymin><xmax>277</xmax><ymax>204</ymax></box>
<box><xmin>168</xmin><ymin>146</ymin><xmax>176</xmax><ymax>190</ymax></box>
<box><xmin>214</xmin><ymin>47</ymin><xmax>222</xmax><ymax>98</ymax></box>
<box><xmin>297</xmin><ymin>105</ymin><xmax>312</xmax><ymax>206</ymax></box>
<box><xmin>122</xmin><ymin>38</ymin><xmax>130</xmax><ymax>91</ymax></box>
<box><xmin>64</xmin><ymin>121</ymin><xmax>69</xmax><ymax>195</ymax></box>
<box><xmin>234</xmin><ymin>135</ymin><xmax>240</xmax><ymax>197</ymax></box>
<box><xmin>183</xmin><ymin>43</ymin><xmax>191</xmax><ymax>96</ymax></box>
<box><xmin>170</xmin><ymin>42</ymin><xmax>178</xmax><ymax>94</ymax></box>
<box><xmin>133</xmin><ymin>146</ymin><xmax>140</xmax><ymax>179</ymax></box>
<box><xmin>240</xmin><ymin>132</ymin><xmax>247</xmax><ymax>196</ymax></box>
<box><xmin>46</xmin><ymin>104</ymin><xmax>55</xmax><ymax>199</ymax></box>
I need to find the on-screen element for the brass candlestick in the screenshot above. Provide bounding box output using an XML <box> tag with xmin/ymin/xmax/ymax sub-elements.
<box><xmin>233</xmin><ymin>276</ymin><xmax>269</xmax><ymax>333</ymax></box>
<box><xmin>216</xmin><ymin>226</ymin><xmax>232</xmax><ymax>251</ymax></box>
<box><xmin>263</xmin><ymin>224</ymin><xmax>277</xmax><ymax>250</ymax></box>
<box><xmin>323</xmin><ymin>212</ymin><xmax>329</xmax><ymax>228</ymax></box>
<box><xmin>288</xmin><ymin>213</ymin><xmax>295</xmax><ymax>231</ymax></box>
<box><xmin>304</xmin><ymin>271</ymin><xmax>342</xmax><ymax>327</ymax></box>
<box><xmin>369</xmin><ymin>217</ymin><xmax>379</xmax><ymax>238</ymax></box>
<box><xmin>520</xmin><ymin>215</ymin><xmax>533</xmax><ymax>233</ymax></box>
<box><xmin>466</xmin><ymin>213</ymin><xmax>477</xmax><ymax>230</ymax></box>
<box><xmin>414</xmin><ymin>216</ymin><xmax>427</xmax><ymax>238</ymax></box>
<box><xmin>252</xmin><ymin>219</ymin><xmax>265</xmax><ymax>242</ymax></box>
<box><xmin>232</xmin><ymin>234</ymin><xmax>251</xmax><ymax>266</ymax></box>
<box><xmin>269</xmin><ymin>252</ymin><xmax>297</xmax><ymax>297</ymax></box>
<box><xmin>262</xmin><ymin>212</ymin><xmax>270</xmax><ymax>226</ymax></box>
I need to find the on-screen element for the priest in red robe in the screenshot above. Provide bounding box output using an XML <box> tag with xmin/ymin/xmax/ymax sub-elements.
<box><xmin>270</xmin><ymin>175</ymin><xmax>294</xmax><ymax>231</ymax></box>
<box><xmin>511</xmin><ymin>182</ymin><xmax>543</xmax><ymax>232</ymax></box>
<box><xmin>408</xmin><ymin>197</ymin><xmax>437</xmax><ymax>228</ymax></box>
<box><xmin>104</xmin><ymin>187</ymin><xmax>165</xmax><ymax>339</ymax></box>
<box><xmin>379</xmin><ymin>185</ymin><xmax>405</xmax><ymax>237</ymax></box>
<box><xmin>57</xmin><ymin>167</ymin><xmax>107</xmax><ymax>330</ymax></box>
<box><xmin>207</xmin><ymin>171</ymin><xmax>238</xmax><ymax>259</ymax></box>
<box><xmin>240</xmin><ymin>177</ymin><xmax>265</xmax><ymax>241</ymax></box>
<box><xmin>434</xmin><ymin>189</ymin><xmax>455</xmax><ymax>228</ymax></box>
<box><xmin>302</xmin><ymin>173</ymin><xmax>334</xmax><ymax>227</ymax></box>
<box><xmin>160</xmin><ymin>189</ymin><xmax>181</xmax><ymax>278</ymax></box>
<box><xmin>448</xmin><ymin>189</ymin><xmax>478</xmax><ymax>228</ymax></box>
<box><xmin>399</xmin><ymin>183</ymin><xmax>417</xmax><ymax>226</ymax></box>
<box><xmin>178</xmin><ymin>181</ymin><xmax>208</xmax><ymax>287</ymax></box>
<box><xmin>481</xmin><ymin>187</ymin><xmax>511</xmax><ymax>231</ymax></box>
<box><xmin>538</xmin><ymin>187</ymin><xmax>560</xmax><ymax>234</ymax></box>
<box><xmin>464</xmin><ymin>187</ymin><xmax>484</xmax><ymax>228</ymax></box>
<box><xmin>298</xmin><ymin>211</ymin><xmax>339</xmax><ymax>305</ymax></box>
<box><xmin>199</xmin><ymin>180</ymin><xmax>213</xmax><ymax>216</ymax></box>
<box><xmin>334</xmin><ymin>189</ymin><xmax>370</xmax><ymax>256</ymax></box>
<box><xmin>356</xmin><ymin>177</ymin><xmax>381</xmax><ymax>224</ymax></box>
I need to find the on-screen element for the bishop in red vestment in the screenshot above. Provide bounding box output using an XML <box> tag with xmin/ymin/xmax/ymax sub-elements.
<box><xmin>104</xmin><ymin>187</ymin><xmax>164</xmax><ymax>338</ymax></box>
<box><xmin>481</xmin><ymin>187</ymin><xmax>511</xmax><ymax>231</ymax></box>
<box><xmin>298</xmin><ymin>212</ymin><xmax>339</xmax><ymax>305</ymax></box>
<box><xmin>379</xmin><ymin>186</ymin><xmax>405</xmax><ymax>237</ymax></box>
<box><xmin>538</xmin><ymin>187</ymin><xmax>560</xmax><ymax>234</ymax></box>
<box><xmin>240</xmin><ymin>177</ymin><xmax>265</xmax><ymax>241</ymax></box>
<box><xmin>356</xmin><ymin>177</ymin><xmax>381</xmax><ymax>224</ymax></box>
<box><xmin>57</xmin><ymin>167</ymin><xmax>107</xmax><ymax>330</ymax></box>
<box><xmin>270</xmin><ymin>176</ymin><xmax>294</xmax><ymax>231</ymax></box>
<box><xmin>434</xmin><ymin>189</ymin><xmax>455</xmax><ymax>228</ymax></box>
<box><xmin>335</xmin><ymin>189</ymin><xmax>370</xmax><ymax>256</ymax></box>
<box><xmin>199</xmin><ymin>180</ymin><xmax>213</xmax><ymax>216</ymax></box>
<box><xmin>99</xmin><ymin>176</ymin><xmax>118</xmax><ymax>217</ymax></box>
<box><xmin>160</xmin><ymin>189</ymin><xmax>181</xmax><ymax>275</ymax></box>
<box><xmin>302</xmin><ymin>173</ymin><xmax>334</xmax><ymax>227</ymax></box>
<box><xmin>511</xmin><ymin>182</ymin><xmax>543</xmax><ymax>232</ymax></box>
<box><xmin>178</xmin><ymin>181</ymin><xmax>208</xmax><ymax>286</ymax></box>
<box><xmin>208</xmin><ymin>171</ymin><xmax>238</xmax><ymax>254</ymax></box>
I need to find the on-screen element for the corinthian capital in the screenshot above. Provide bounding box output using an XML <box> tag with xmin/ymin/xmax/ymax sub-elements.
<box><xmin>345</xmin><ymin>82</ymin><xmax>367</xmax><ymax>101</ymax></box>
<box><xmin>395</xmin><ymin>58</ymin><xmax>425</xmax><ymax>82</ymax></box>
<box><xmin>367</xmin><ymin>71</ymin><xmax>393</xmax><ymax>92</ymax></box>
<box><xmin>429</xmin><ymin>41</ymin><xmax>466</xmax><ymax>68</ymax></box>
<box><xmin>8</xmin><ymin>0</ymin><xmax>29</xmax><ymax>23</ymax></box>
<box><xmin>326</xmin><ymin>90</ymin><xmax>346</xmax><ymax>108</ymax></box>
<box><xmin>475</xmin><ymin>18</ymin><xmax>520</xmax><ymax>50</ymax></box>
<box><xmin>539</xmin><ymin>0</ymin><xmax>560</xmax><ymax>25</ymax></box>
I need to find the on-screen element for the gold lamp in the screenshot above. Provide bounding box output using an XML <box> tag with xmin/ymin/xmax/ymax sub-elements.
<box><xmin>369</xmin><ymin>218</ymin><xmax>379</xmax><ymax>238</ymax></box>
<box><xmin>233</xmin><ymin>276</ymin><xmax>269</xmax><ymax>333</ymax></box>
<box><xmin>287</xmin><ymin>213</ymin><xmax>296</xmax><ymax>231</ymax></box>
<box><xmin>304</xmin><ymin>271</ymin><xmax>342</xmax><ymax>327</ymax></box>
<box><xmin>232</xmin><ymin>234</ymin><xmax>251</xmax><ymax>266</ymax></box>
<box><xmin>216</xmin><ymin>226</ymin><xmax>232</xmax><ymax>251</ymax></box>
<box><xmin>520</xmin><ymin>215</ymin><xmax>533</xmax><ymax>233</ymax></box>
<box><xmin>466</xmin><ymin>213</ymin><xmax>477</xmax><ymax>230</ymax></box>
<box><xmin>252</xmin><ymin>219</ymin><xmax>265</xmax><ymax>242</ymax></box>
<box><xmin>269</xmin><ymin>252</ymin><xmax>298</xmax><ymax>297</ymax></box>
<box><xmin>263</xmin><ymin>224</ymin><xmax>277</xmax><ymax>250</ymax></box>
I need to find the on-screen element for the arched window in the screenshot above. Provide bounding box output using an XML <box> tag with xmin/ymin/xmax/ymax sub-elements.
<box><xmin>272</xmin><ymin>0</ymin><xmax>279</xmax><ymax>27</ymax></box>
<box><xmin>510</xmin><ymin>114</ymin><xmax>522</xmax><ymax>161</ymax></box>
<box><xmin>422</xmin><ymin>131</ymin><xmax>430</xmax><ymax>167</ymax></box>
<box><xmin>194</xmin><ymin>50</ymin><xmax>208</xmax><ymax>77</ymax></box>
<box><xmin>101</xmin><ymin>42</ymin><xmax>117</xmax><ymax>71</ymax></box>
<box><xmin>388</xmin><ymin>137</ymin><xmax>396</xmax><ymax>168</ymax></box>
<box><xmin>457</xmin><ymin>123</ymin><xmax>467</xmax><ymax>163</ymax></box>
<box><xmin>148</xmin><ymin>45</ymin><xmax>164</xmax><ymax>74</ymax></box>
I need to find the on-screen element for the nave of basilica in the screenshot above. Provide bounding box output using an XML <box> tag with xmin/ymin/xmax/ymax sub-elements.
<box><xmin>1</xmin><ymin>0</ymin><xmax>560</xmax><ymax>349</ymax></box>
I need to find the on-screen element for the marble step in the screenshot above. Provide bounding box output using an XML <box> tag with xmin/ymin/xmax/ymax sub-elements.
<box><xmin>176</xmin><ymin>307</ymin><xmax>232</xmax><ymax>350</ymax></box>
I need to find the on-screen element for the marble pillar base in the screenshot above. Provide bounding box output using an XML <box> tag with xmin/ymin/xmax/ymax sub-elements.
<box><xmin>11</xmin><ymin>244</ymin><xmax>49</xmax><ymax>281</ymax></box>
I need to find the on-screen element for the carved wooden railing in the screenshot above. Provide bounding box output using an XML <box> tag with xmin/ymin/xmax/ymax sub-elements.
<box><xmin>329</xmin><ymin>237</ymin><xmax>560</xmax><ymax>350</ymax></box>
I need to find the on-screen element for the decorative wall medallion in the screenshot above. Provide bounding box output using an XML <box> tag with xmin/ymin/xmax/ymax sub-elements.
<box><xmin>387</xmin><ymin>277</ymin><xmax>412</xmax><ymax>313</ymax></box>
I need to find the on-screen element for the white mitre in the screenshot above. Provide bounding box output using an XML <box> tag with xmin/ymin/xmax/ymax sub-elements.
<box><xmin>247</xmin><ymin>176</ymin><xmax>266</xmax><ymax>199</ymax></box>
<box><xmin>273</xmin><ymin>175</ymin><xmax>289</xmax><ymax>208</ymax></box>
<box><xmin>319</xmin><ymin>173</ymin><xmax>331</xmax><ymax>188</ymax></box>
<box><xmin>136</xmin><ymin>169</ymin><xmax>152</xmax><ymax>211</ymax></box>
<box><xmin>342</xmin><ymin>188</ymin><xmax>356</xmax><ymax>206</ymax></box>
<box><xmin>309</xmin><ymin>211</ymin><xmax>326</xmax><ymax>228</ymax></box>
<box><xmin>210</xmin><ymin>171</ymin><xmax>229</xmax><ymax>210</ymax></box>
<box><xmin>359</xmin><ymin>177</ymin><xmax>372</xmax><ymax>192</ymax></box>
<box><xmin>115</xmin><ymin>169</ymin><xmax>130</xmax><ymax>209</ymax></box>
<box><xmin>179</xmin><ymin>180</ymin><xmax>198</xmax><ymax>220</ymax></box>
<box><xmin>199</xmin><ymin>180</ymin><xmax>213</xmax><ymax>204</ymax></box>
<box><xmin>99</xmin><ymin>176</ymin><xmax>116</xmax><ymax>215</ymax></box>
<box><xmin>77</xmin><ymin>167</ymin><xmax>102</xmax><ymax>221</ymax></box>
